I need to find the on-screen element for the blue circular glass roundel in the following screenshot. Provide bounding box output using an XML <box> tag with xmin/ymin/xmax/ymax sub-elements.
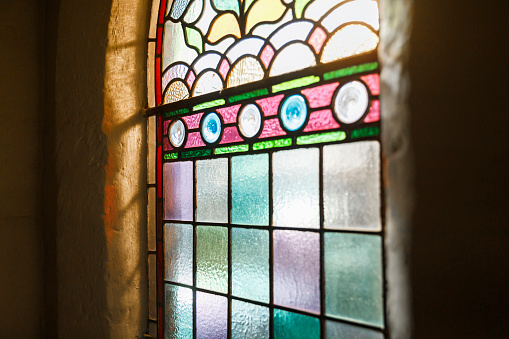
<box><xmin>201</xmin><ymin>112</ymin><xmax>222</xmax><ymax>144</ymax></box>
<box><xmin>280</xmin><ymin>94</ymin><xmax>308</xmax><ymax>131</ymax></box>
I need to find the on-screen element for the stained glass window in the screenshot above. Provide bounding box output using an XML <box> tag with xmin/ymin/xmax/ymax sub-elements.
<box><xmin>146</xmin><ymin>0</ymin><xmax>385</xmax><ymax>337</ymax></box>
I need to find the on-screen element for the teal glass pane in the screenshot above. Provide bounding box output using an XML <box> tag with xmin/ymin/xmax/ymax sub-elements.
<box><xmin>164</xmin><ymin>223</ymin><xmax>193</xmax><ymax>285</ymax></box>
<box><xmin>196</xmin><ymin>292</ymin><xmax>228</xmax><ymax>339</ymax></box>
<box><xmin>196</xmin><ymin>158</ymin><xmax>228</xmax><ymax>223</ymax></box>
<box><xmin>326</xmin><ymin>320</ymin><xmax>384</xmax><ymax>339</ymax></box>
<box><xmin>196</xmin><ymin>226</ymin><xmax>228</xmax><ymax>293</ymax></box>
<box><xmin>231</xmin><ymin>300</ymin><xmax>269</xmax><ymax>339</ymax></box>
<box><xmin>231</xmin><ymin>154</ymin><xmax>269</xmax><ymax>226</ymax></box>
<box><xmin>164</xmin><ymin>284</ymin><xmax>193</xmax><ymax>339</ymax></box>
<box><xmin>272</xmin><ymin>148</ymin><xmax>319</xmax><ymax>228</ymax></box>
<box><xmin>273</xmin><ymin>308</ymin><xmax>320</xmax><ymax>339</ymax></box>
<box><xmin>325</xmin><ymin>233</ymin><xmax>384</xmax><ymax>328</ymax></box>
<box><xmin>232</xmin><ymin>228</ymin><xmax>269</xmax><ymax>302</ymax></box>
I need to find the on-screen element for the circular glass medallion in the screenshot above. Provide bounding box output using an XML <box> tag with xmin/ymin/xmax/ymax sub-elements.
<box><xmin>280</xmin><ymin>94</ymin><xmax>308</xmax><ymax>131</ymax></box>
<box><xmin>201</xmin><ymin>112</ymin><xmax>222</xmax><ymax>144</ymax></box>
<box><xmin>238</xmin><ymin>104</ymin><xmax>262</xmax><ymax>138</ymax></box>
<box><xmin>169</xmin><ymin>119</ymin><xmax>186</xmax><ymax>148</ymax></box>
<box><xmin>334</xmin><ymin>81</ymin><xmax>369</xmax><ymax>124</ymax></box>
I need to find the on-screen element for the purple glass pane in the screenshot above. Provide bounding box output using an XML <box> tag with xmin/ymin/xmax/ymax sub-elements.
<box><xmin>196</xmin><ymin>292</ymin><xmax>228</xmax><ymax>339</ymax></box>
<box><xmin>164</xmin><ymin>162</ymin><xmax>193</xmax><ymax>221</ymax></box>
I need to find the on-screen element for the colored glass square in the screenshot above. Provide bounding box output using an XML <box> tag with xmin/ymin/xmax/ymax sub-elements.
<box><xmin>196</xmin><ymin>292</ymin><xmax>228</xmax><ymax>339</ymax></box>
<box><xmin>196</xmin><ymin>158</ymin><xmax>228</xmax><ymax>223</ymax></box>
<box><xmin>196</xmin><ymin>226</ymin><xmax>228</xmax><ymax>293</ymax></box>
<box><xmin>164</xmin><ymin>223</ymin><xmax>193</xmax><ymax>285</ymax></box>
<box><xmin>164</xmin><ymin>284</ymin><xmax>193</xmax><ymax>339</ymax></box>
<box><xmin>273</xmin><ymin>308</ymin><xmax>320</xmax><ymax>339</ymax></box>
<box><xmin>163</xmin><ymin>161</ymin><xmax>193</xmax><ymax>221</ymax></box>
<box><xmin>231</xmin><ymin>300</ymin><xmax>269</xmax><ymax>338</ymax></box>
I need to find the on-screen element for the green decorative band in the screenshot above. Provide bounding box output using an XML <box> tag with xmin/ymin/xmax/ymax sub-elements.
<box><xmin>253</xmin><ymin>138</ymin><xmax>292</xmax><ymax>150</ymax></box>
<box><xmin>228</xmin><ymin>88</ymin><xmax>269</xmax><ymax>103</ymax></box>
<box><xmin>214</xmin><ymin>144</ymin><xmax>249</xmax><ymax>155</ymax></box>
<box><xmin>323</xmin><ymin>62</ymin><xmax>379</xmax><ymax>81</ymax></box>
<box><xmin>350</xmin><ymin>126</ymin><xmax>380</xmax><ymax>139</ymax></box>
<box><xmin>181</xmin><ymin>149</ymin><xmax>212</xmax><ymax>158</ymax></box>
<box><xmin>272</xmin><ymin>75</ymin><xmax>320</xmax><ymax>93</ymax></box>
<box><xmin>193</xmin><ymin>99</ymin><xmax>226</xmax><ymax>111</ymax></box>
<box><xmin>296</xmin><ymin>131</ymin><xmax>346</xmax><ymax>145</ymax></box>
<box><xmin>164</xmin><ymin>152</ymin><xmax>179</xmax><ymax>160</ymax></box>
<box><xmin>165</xmin><ymin>108</ymin><xmax>190</xmax><ymax>117</ymax></box>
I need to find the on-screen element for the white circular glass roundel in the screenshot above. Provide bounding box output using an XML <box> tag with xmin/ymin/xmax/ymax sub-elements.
<box><xmin>201</xmin><ymin>112</ymin><xmax>222</xmax><ymax>144</ymax></box>
<box><xmin>238</xmin><ymin>104</ymin><xmax>262</xmax><ymax>138</ymax></box>
<box><xmin>280</xmin><ymin>94</ymin><xmax>308</xmax><ymax>131</ymax></box>
<box><xmin>169</xmin><ymin>119</ymin><xmax>186</xmax><ymax>148</ymax></box>
<box><xmin>334</xmin><ymin>81</ymin><xmax>369</xmax><ymax>124</ymax></box>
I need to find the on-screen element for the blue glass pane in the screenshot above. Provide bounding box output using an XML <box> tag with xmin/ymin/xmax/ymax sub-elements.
<box><xmin>231</xmin><ymin>300</ymin><xmax>269</xmax><ymax>338</ymax></box>
<box><xmin>274</xmin><ymin>308</ymin><xmax>320</xmax><ymax>339</ymax></box>
<box><xmin>164</xmin><ymin>284</ymin><xmax>193</xmax><ymax>339</ymax></box>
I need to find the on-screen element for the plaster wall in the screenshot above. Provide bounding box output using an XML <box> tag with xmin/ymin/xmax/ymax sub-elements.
<box><xmin>0</xmin><ymin>1</ymin><xmax>44</xmax><ymax>337</ymax></box>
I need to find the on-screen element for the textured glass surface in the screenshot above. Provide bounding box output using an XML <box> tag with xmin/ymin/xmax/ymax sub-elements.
<box><xmin>193</xmin><ymin>99</ymin><xmax>225</xmax><ymax>111</ymax></box>
<box><xmin>227</xmin><ymin>56</ymin><xmax>265</xmax><ymax>88</ymax></box>
<box><xmin>270</xmin><ymin>43</ymin><xmax>316</xmax><ymax>76</ymax></box>
<box><xmin>323</xmin><ymin>62</ymin><xmax>378</xmax><ymax>80</ymax></box>
<box><xmin>273</xmin><ymin>230</ymin><xmax>320</xmax><ymax>313</ymax></box>
<box><xmin>164</xmin><ymin>80</ymin><xmax>190</xmax><ymax>104</ymax></box>
<box><xmin>253</xmin><ymin>138</ymin><xmax>292</xmax><ymax>150</ymax></box>
<box><xmin>361</xmin><ymin>73</ymin><xmax>380</xmax><ymax>95</ymax></box>
<box><xmin>259</xmin><ymin>118</ymin><xmax>286</xmax><ymax>139</ymax></box>
<box><xmin>325</xmin><ymin>233</ymin><xmax>384</xmax><ymax>327</ymax></box>
<box><xmin>182</xmin><ymin>112</ymin><xmax>204</xmax><ymax>129</ymax></box>
<box><xmin>245</xmin><ymin>0</ymin><xmax>286</xmax><ymax>33</ymax></box>
<box><xmin>225</xmin><ymin>37</ymin><xmax>265</xmax><ymax>63</ymax></box>
<box><xmin>201</xmin><ymin>112</ymin><xmax>222</xmax><ymax>144</ymax></box>
<box><xmin>164</xmin><ymin>284</ymin><xmax>193</xmax><ymax>339</ymax></box>
<box><xmin>351</xmin><ymin>126</ymin><xmax>380</xmax><ymax>139</ymax></box>
<box><xmin>269</xmin><ymin>21</ymin><xmax>314</xmax><ymax>49</ymax></box>
<box><xmin>163</xmin><ymin>21</ymin><xmax>198</xmax><ymax>69</ymax></box>
<box><xmin>182</xmin><ymin>149</ymin><xmax>212</xmax><ymax>158</ymax></box>
<box><xmin>321</xmin><ymin>24</ymin><xmax>379</xmax><ymax>63</ymax></box>
<box><xmin>272</xmin><ymin>75</ymin><xmax>320</xmax><ymax>93</ymax></box>
<box><xmin>323</xmin><ymin>141</ymin><xmax>380</xmax><ymax>230</ymax></box>
<box><xmin>326</xmin><ymin>320</ymin><xmax>384</xmax><ymax>339</ymax></box>
<box><xmin>303</xmin><ymin>109</ymin><xmax>340</xmax><ymax>132</ymax></box>
<box><xmin>169</xmin><ymin>120</ymin><xmax>186</xmax><ymax>147</ymax></box>
<box><xmin>334</xmin><ymin>81</ymin><xmax>369</xmax><ymax>124</ymax></box>
<box><xmin>321</xmin><ymin>0</ymin><xmax>380</xmax><ymax>32</ymax></box>
<box><xmin>256</xmin><ymin>94</ymin><xmax>284</xmax><ymax>116</ymax></box>
<box><xmin>280</xmin><ymin>94</ymin><xmax>308</xmax><ymax>131</ymax></box>
<box><xmin>301</xmin><ymin>82</ymin><xmax>339</xmax><ymax>108</ymax></box>
<box><xmin>364</xmin><ymin>100</ymin><xmax>380</xmax><ymax>123</ymax></box>
<box><xmin>252</xmin><ymin>9</ymin><xmax>292</xmax><ymax>38</ymax></box>
<box><xmin>196</xmin><ymin>226</ymin><xmax>228</xmax><ymax>293</ymax></box>
<box><xmin>232</xmin><ymin>300</ymin><xmax>269</xmax><ymax>339</ymax></box>
<box><xmin>194</xmin><ymin>53</ymin><xmax>222</xmax><ymax>74</ymax></box>
<box><xmin>164</xmin><ymin>223</ymin><xmax>193</xmax><ymax>285</ymax></box>
<box><xmin>192</xmin><ymin>71</ymin><xmax>224</xmax><ymax>96</ymax></box>
<box><xmin>148</xmin><ymin>254</ymin><xmax>156</xmax><ymax>320</ymax></box>
<box><xmin>196</xmin><ymin>158</ymin><xmax>228</xmax><ymax>222</ymax></box>
<box><xmin>231</xmin><ymin>154</ymin><xmax>269</xmax><ymax>225</ymax></box>
<box><xmin>184</xmin><ymin>132</ymin><xmax>206</xmax><ymax>148</ymax></box>
<box><xmin>238</xmin><ymin>104</ymin><xmax>262</xmax><ymax>138</ymax></box>
<box><xmin>219</xmin><ymin>126</ymin><xmax>243</xmax><ymax>144</ymax></box>
<box><xmin>297</xmin><ymin>131</ymin><xmax>346</xmax><ymax>145</ymax></box>
<box><xmin>232</xmin><ymin>228</ymin><xmax>269</xmax><ymax>302</ymax></box>
<box><xmin>229</xmin><ymin>89</ymin><xmax>269</xmax><ymax>103</ymax></box>
<box><xmin>308</xmin><ymin>26</ymin><xmax>327</xmax><ymax>53</ymax></box>
<box><xmin>273</xmin><ymin>148</ymin><xmax>319</xmax><ymax>228</ymax></box>
<box><xmin>217</xmin><ymin>104</ymin><xmax>241</xmax><ymax>122</ymax></box>
<box><xmin>196</xmin><ymin>292</ymin><xmax>228</xmax><ymax>339</ymax></box>
<box><xmin>164</xmin><ymin>162</ymin><xmax>194</xmax><ymax>221</ymax></box>
<box><xmin>208</xmin><ymin>13</ymin><xmax>241</xmax><ymax>43</ymax></box>
<box><xmin>214</xmin><ymin>144</ymin><xmax>249</xmax><ymax>154</ymax></box>
<box><xmin>274</xmin><ymin>308</ymin><xmax>320</xmax><ymax>339</ymax></box>
<box><xmin>148</xmin><ymin>187</ymin><xmax>156</xmax><ymax>251</ymax></box>
<box><xmin>213</xmin><ymin>0</ymin><xmax>240</xmax><ymax>15</ymax></box>
<box><xmin>170</xmin><ymin>0</ymin><xmax>193</xmax><ymax>20</ymax></box>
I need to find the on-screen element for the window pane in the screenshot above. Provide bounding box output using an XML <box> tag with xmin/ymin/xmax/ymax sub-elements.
<box><xmin>196</xmin><ymin>226</ymin><xmax>228</xmax><ymax>293</ymax></box>
<box><xmin>165</xmin><ymin>284</ymin><xmax>193</xmax><ymax>339</ymax></box>
<box><xmin>164</xmin><ymin>223</ymin><xmax>193</xmax><ymax>285</ymax></box>
<box><xmin>196</xmin><ymin>292</ymin><xmax>228</xmax><ymax>339</ymax></box>
<box><xmin>326</xmin><ymin>320</ymin><xmax>384</xmax><ymax>339</ymax></box>
<box><xmin>196</xmin><ymin>158</ymin><xmax>228</xmax><ymax>223</ymax></box>
<box><xmin>164</xmin><ymin>161</ymin><xmax>194</xmax><ymax>221</ymax></box>
<box><xmin>273</xmin><ymin>308</ymin><xmax>320</xmax><ymax>339</ymax></box>
<box><xmin>231</xmin><ymin>300</ymin><xmax>269</xmax><ymax>339</ymax></box>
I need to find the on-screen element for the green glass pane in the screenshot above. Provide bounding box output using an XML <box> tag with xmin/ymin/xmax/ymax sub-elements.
<box><xmin>273</xmin><ymin>308</ymin><xmax>320</xmax><ymax>339</ymax></box>
<box><xmin>164</xmin><ymin>284</ymin><xmax>193</xmax><ymax>339</ymax></box>
<box><xmin>181</xmin><ymin>149</ymin><xmax>211</xmax><ymax>158</ymax></box>
<box><xmin>228</xmin><ymin>88</ymin><xmax>269</xmax><ymax>103</ymax></box>
<box><xmin>232</xmin><ymin>228</ymin><xmax>269</xmax><ymax>302</ymax></box>
<box><xmin>193</xmin><ymin>99</ymin><xmax>225</xmax><ymax>111</ymax></box>
<box><xmin>252</xmin><ymin>138</ymin><xmax>292</xmax><ymax>150</ymax></box>
<box><xmin>323</xmin><ymin>62</ymin><xmax>379</xmax><ymax>81</ymax></box>
<box><xmin>295</xmin><ymin>0</ymin><xmax>312</xmax><ymax>18</ymax></box>
<box><xmin>273</xmin><ymin>75</ymin><xmax>320</xmax><ymax>93</ymax></box>
<box><xmin>185</xmin><ymin>26</ymin><xmax>203</xmax><ymax>53</ymax></box>
<box><xmin>231</xmin><ymin>154</ymin><xmax>269</xmax><ymax>225</ymax></box>
<box><xmin>232</xmin><ymin>300</ymin><xmax>269</xmax><ymax>339</ymax></box>
<box><xmin>165</xmin><ymin>108</ymin><xmax>190</xmax><ymax>118</ymax></box>
<box><xmin>325</xmin><ymin>233</ymin><xmax>384</xmax><ymax>328</ymax></box>
<box><xmin>196</xmin><ymin>226</ymin><xmax>228</xmax><ymax>293</ymax></box>
<box><xmin>296</xmin><ymin>131</ymin><xmax>346</xmax><ymax>145</ymax></box>
<box><xmin>351</xmin><ymin>126</ymin><xmax>380</xmax><ymax>139</ymax></box>
<box><xmin>213</xmin><ymin>0</ymin><xmax>240</xmax><ymax>14</ymax></box>
<box><xmin>326</xmin><ymin>320</ymin><xmax>384</xmax><ymax>339</ymax></box>
<box><xmin>196</xmin><ymin>158</ymin><xmax>228</xmax><ymax>222</ymax></box>
<box><xmin>214</xmin><ymin>144</ymin><xmax>249</xmax><ymax>155</ymax></box>
<box><xmin>164</xmin><ymin>152</ymin><xmax>179</xmax><ymax>160</ymax></box>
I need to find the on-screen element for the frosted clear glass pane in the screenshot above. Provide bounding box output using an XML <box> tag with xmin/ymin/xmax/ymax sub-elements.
<box><xmin>270</xmin><ymin>42</ymin><xmax>316</xmax><ymax>76</ymax></box>
<box><xmin>274</xmin><ymin>308</ymin><xmax>320</xmax><ymax>339</ymax></box>
<box><xmin>321</xmin><ymin>0</ymin><xmax>380</xmax><ymax>33</ymax></box>
<box><xmin>320</xmin><ymin>24</ymin><xmax>379</xmax><ymax>64</ymax></box>
<box><xmin>183</xmin><ymin>0</ymin><xmax>203</xmax><ymax>24</ymax></box>
<box><xmin>148</xmin><ymin>116</ymin><xmax>156</xmax><ymax>184</ymax></box>
<box><xmin>192</xmin><ymin>71</ymin><xmax>224</xmax><ymax>96</ymax></box>
<box><xmin>232</xmin><ymin>300</ymin><xmax>269</xmax><ymax>338</ymax></box>
<box><xmin>196</xmin><ymin>158</ymin><xmax>228</xmax><ymax>223</ymax></box>
<box><xmin>232</xmin><ymin>228</ymin><xmax>269</xmax><ymax>302</ymax></box>
<box><xmin>193</xmin><ymin>52</ymin><xmax>222</xmax><ymax>75</ymax></box>
<box><xmin>273</xmin><ymin>148</ymin><xmax>319</xmax><ymax>228</ymax></box>
<box><xmin>231</xmin><ymin>154</ymin><xmax>269</xmax><ymax>226</ymax></box>
<box><xmin>148</xmin><ymin>187</ymin><xmax>156</xmax><ymax>251</ymax></box>
<box><xmin>273</xmin><ymin>230</ymin><xmax>320</xmax><ymax>313</ymax></box>
<box><xmin>194</xmin><ymin>0</ymin><xmax>218</xmax><ymax>36</ymax></box>
<box><xmin>163</xmin><ymin>21</ymin><xmax>198</xmax><ymax>70</ymax></box>
<box><xmin>325</xmin><ymin>233</ymin><xmax>384</xmax><ymax>327</ymax></box>
<box><xmin>164</xmin><ymin>224</ymin><xmax>193</xmax><ymax>285</ymax></box>
<box><xmin>323</xmin><ymin>141</ymin><xmax>381</xmax><ymax>231</ymax></box>
<box><xmin>196</xmin><ymin>226</ymin><xmax>228</xmax><ymax>293</ymax></box>
<box><xmin>164</xmin><ymin>162</ymin><xmax>194</xmax><ymax>221</ymax></box>
<box><xmin>269</xmin><ymin>21</ymin><xmax>314</xmax><ymax>49</ymax></box>
<box><xmin>165</xmin><ymin>284</ymin><xmax>193</xmax><ymax>339</ymax></box>
<box><xmin>225</xmin><ymin>37</ymin><xmax>265</xmax><ymax>64</ymax></box>
<box><xmin>205</xmin><ymin>37</ymin><xmax>235</xmax><ymax>54</ymax></box>
<box><xmin>252</xmin><ymin>9</ymin><xmax>292</xmax><ymax>38</ymax></box>
<box><xmin>227</xmin><ymin>56</ymin><xmax>265</xmax><ymax>88</ymax></box>
<box><xmin>148</xmin><ymin>254</ymin><xmax>157</xmax><ymax>320</ymax></box>
<box><xmin>304</xmin><ymin>0</ymin><xmax>347</xmax><ymax>21</ymax></box>
<box><xmin>326</xmin><ymin>320</ymin><xmax>384</xmax><ymax>339</ymax></box>
<box><xmin>196</xmin><ymin>292</ymin><xmax>228</xmax><ymax>339</ymax></box>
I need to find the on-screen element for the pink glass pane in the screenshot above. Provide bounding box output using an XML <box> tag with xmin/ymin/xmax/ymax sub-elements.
<box><xmin>364</xmin><ymin>100</ymin><xmax>380</xmax><ymax>123</ymax></box>
<box><xmin>361</xmin><ymin>74</ymin><xmax>380</xmax><ymax>95</ymax></box>
<box><xmin>259</xmin><ymin>119</ymin><xmax>286</xmax><ymax>138</ymax></box>
<box><xmin>260</xmin><ymin>44</ymin><xmax>275</xmax><ymax>69</ymax></box>
<box><xmin>185</xmin><ymin>132</ymin><xmax>206</xmax><ymax>148</ymax></box>
<box><xmin>219</xmin><ymin>59</ymin><xmax>230</xmax><ymax>79</ymax></box>
<box><xmin>303</xmin><ymin>109</ymin><xmax>340</xmax><ymax>132</ymax></box>
<box><xmin>183</xmin><ymin>112</ymin><xmax>204</xmax><ymax>129</ymax></box>
<box><xmin>301</xmin><ymin>82</ymin><xmax>339</xmax><ymax>108</ymax></box>
<box><xmin>163</xmin><ymin>138</ymin><xmax>174</xmax><ymax>151</ymax></box>
<box><xmin>217</xmin><ymin>104</ymin><xmax>241</xmax><ymax>123</ymax></box>
<box><xmin>163</xmin><ymin>161</ymin><xmax>193</xmax><ymax>221</ymax></box>
<box><xmin>220</xmin><ymin>126</ymin><xmax>243</xmax><ymax>144</ymax></box>
<box><xmin>186</xmin><ymin>71</ymin><xmax>196</xmax><ymax>88</ymax></box>
<box><xmin>308</xmin><ymin>27</ymin><xmax>327</xmax><ymax>54</ymax></box>
<box><xmin>256</xmin><ymin>94</ymin><xmax>284</xmax><ymax>117</ymax></box>
<box><xmin>164</xmin><ymin>119</ymin><xmax>171</xmax><ymax>134</ymax></box>
<box><xmin>196</xmin><ymin>292</ymin><xmax>228</xmax><ymax>339</ymax></box>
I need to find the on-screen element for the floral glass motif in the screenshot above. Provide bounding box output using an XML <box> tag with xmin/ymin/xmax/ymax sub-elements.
<box><xmin>147</xmin><ymin>0</ymin><xmax>386</xmax><ymax>338</ymax></box>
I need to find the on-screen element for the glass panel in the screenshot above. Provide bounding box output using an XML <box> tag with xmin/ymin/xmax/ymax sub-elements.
<box><xmin>273</xmin><ymin>230</ymin><xmax>320</xmax><ymax>313</ymax></box>
<box><xmin>195</xmin><ymin>0</ymin><xmax>218</xmax><ymax>36</ymax></box>
<box><xmin>256</xmin><ymin>94</ymin><xmax>284</xmax><ymax>117</ymax></box>
<box><xmin>205</xmin><ymin>36</ymin><xmax>236</xmax><ymax>54</ymax></box>
<box><xmin>325</xmin><ymin>233</ymin><xmax>384</xmax><ymax>327</ymax></box>
<box><xmin>270</xmin><ymin>42</ymin><xmax>316</xmax><ymax>76</ymax></box>
<box><xmin>213</xmin><ymin>0</ymin><xmax>240</xmax><ymax>14</ymax></box>
<box><xmin>164</xmin><ymin>284</ymin><xmax>193</xmax><ymax>339</ymax></box>
<box><xmin>192</xmin><ymin>70</ymin><xmax>224</xmax><ymax>96</ymax></box>
<box><xmin>269</xmin><ymin>21</ymin><xmax>314</xmax><ymax>49</ymax></box>
<box><xmin>227</xmin><ymin>56</ymin><xmax>265</xmax><ymax>88</ymax></box>
<box><xmin>323</xmin><ymin>141</ymin><xmax>381</xmax><ymax>231</ymax></box>
<box><xmin>196</xmin><ymin>226</ymin><xmax>228</xmax><ymax>293</ymax></box>
<box><xmin>208</xmin><ymin>13</ymin><xmax>241</xmax><ymax>43</ymax></box>
<box><xmin>148</xmin><ymin>42</ymin><xmax>156</xmax><ymax>108</ymax></box>
<box><xmin>273</xmin><ymin>308</ymin><xmax>320</xmax><ymax>339</ymax></box>
<box><xmin>149</xmin><ymin>254</ymin><xmax>157</xmax><ymax>320</ymax></box>
<box><xmin>231</xmin><ymin>300</ymin><xmax>270</xmax><ymax>338</ymax></box>
<box><xmin>252</xmin><ymin>9</ymin><xmax>292</xmax><ymax>39</ymax></box>
<box><xmin>326</xmin><ymin>320</ymin><xmax>384</xmax><ymax>339</ymax></box>
<box><xmin>149</xmin><ymin>0</ymin><xmax>161</xmax><ymax>39</ymax></box>
<box><xmin>301</xmin><ymin>82</ymin><xmax>340</xmax><ymax>108</ymax></box>
<box><xmin>303</xmin><ymin>109</ymin><xmax>340</xmax><ymax>132</ymax></box>
<box><xmin>185</xmin><ymin>131</ymin><xmax>207</xmax><ymax>148</ymax></box>
<box><xmin>231</xmin><ymin>154</ymin><xmax>269</xmax><ymax>226</ymax></box>
<box><xmin>216</xmin><ymin>104</ymin><xmax>241</xmax><ymax>123</ymax></box>
<box><xmin>182</xmin><ymin>112</ymin><xmax>204</xmax><ymax>129</ymax></box>
<box><xmin>164</xmin><ymin>80</ymin><xmax>190</xmax><ymax>104</ymax></box>
<box><xmin>245</xmin><ymin>0</ymin><xmax>287</xmax><ymax>34</ymax></box>
<box><xmin>163</xmin><ymin>21</ymin><xmax>199</xmax><ymax>70</ymax></box>
<box><xmin>320</xmin><ymin>24</ymin><xmax>379</xmax><ymax>64</ymax></box>
<box><xmin>232</xmin><ymin>228</ymin><xmax>269</xmax><ymax>302</ymax></box>
<box><xmin>304</xmin><ymin>0</ymin><xmax>347</xmax><ymax>21</ymax></box>
<box><xmin>225</xmin><ymin>37</ymin><xmax>265</xmax><ymax>64</ymax></box>
<box><xmin>163</xmin><ymin>162</ymin><xmax>194</xmax><ymax>221</ymax></box>
<box><xmin>183</xmin><ymin>0</ymin><xmax>203</xmax><ymax>24</ymax></box>
<box><xmin>148</xmin><ymin>187</ymin><xmax>156</xmax><ymax>251</ymax></box>
<box><xmin>361</xmin><ymin>73</ymin><xmax>380</xmax><ymax>95</ymax></box>
<box><xmin>164</xmin><ymin>223</ymin><xmax>193</xmax><ymax>285</ymax></box>
<box><xmin>219</xmin><ymin>126</ymin><xmax>243</xmax><ymax>144</ymax></box>
<box><xmin>196</xmin><ymin>158</ymin><xmax>228</xmax><ymax>223</ymax></box>
<box><xmin>272</xmin><ymin>148</ymin><xmax>319</xmax><ymax>228</ymax></box>
<box><xmin>364</xmin><ymin>100</ymin><xmax>380</xmax><ymax>123</ymax></box>
<box><xmin>259</xmin><ymin>118</ymin><xmax>286</xmax><ymax>139</ymax></box>
<box><xmin>170</xmin><ymin>0</ymin><xmax>194</xmax><ymax>20</ymax></box>
<box><xmin>196</xmin><ymin>292</ymin><xmax>228</xmax><ymax>339</ymax></box>
<box><xmin>193</xmin><ymin>52</ymin><xmax>222</xmax><ymax>74</ymax></box>
<box><xmin>321</xmin><ymin>0</ymin><xmax>380</xmax><ymax>33</ymax></box>
<box><xmin>148</xmin><ymin>116</ymin><xmax>156</xmax><ymax>184</ymax></box>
